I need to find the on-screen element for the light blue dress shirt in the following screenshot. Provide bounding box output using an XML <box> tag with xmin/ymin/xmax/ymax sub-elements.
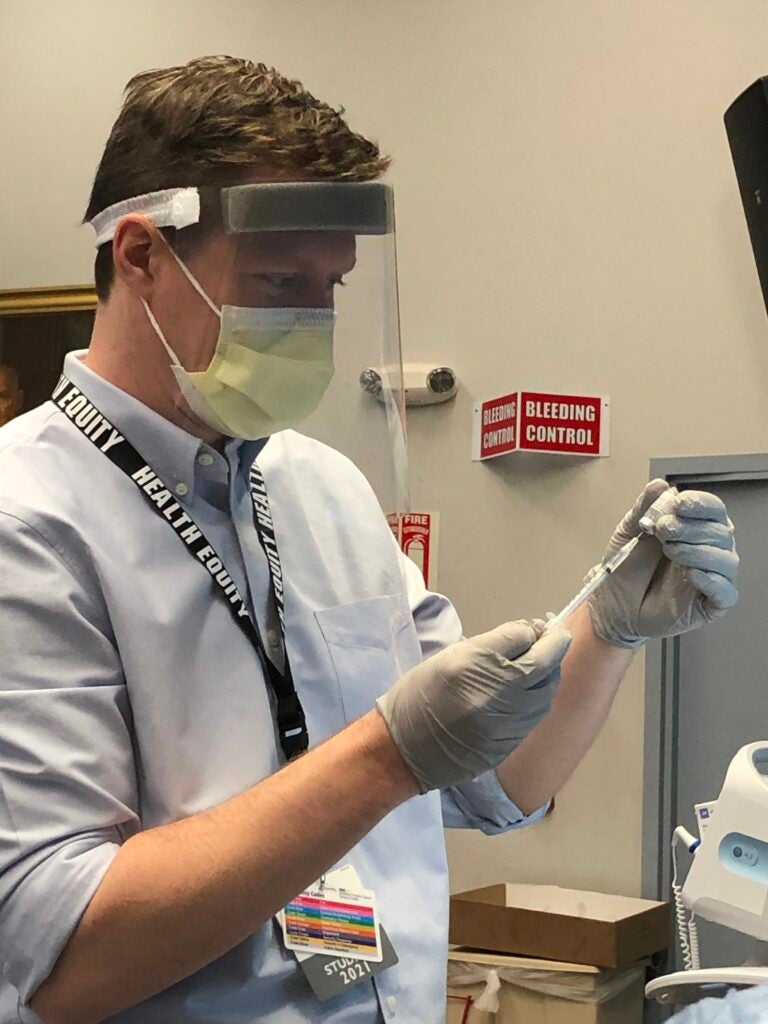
<box><xmin>0</xmin><ymin>352</ymin><xmax>544</xmax><ymax>1024</ymax></box>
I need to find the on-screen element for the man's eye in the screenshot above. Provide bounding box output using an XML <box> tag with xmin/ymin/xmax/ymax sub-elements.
<box><xmin>258</xmin><ymin>274</ymin><xmax>298</xmax><ymax>289</ymax></box>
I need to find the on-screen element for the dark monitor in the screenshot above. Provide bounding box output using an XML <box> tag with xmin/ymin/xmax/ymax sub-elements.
<box><xmin>725</xmin><ymin>76</ymin><xmax>768</xmax><ymax>317</ymax></box>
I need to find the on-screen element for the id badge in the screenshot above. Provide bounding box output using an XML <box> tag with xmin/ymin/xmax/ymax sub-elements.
<box><xmin>280</xmin><ymin>866</ymin><xmax>399</xmax><ymax>1002</ymax></box>
<box><xmin>283</xmin><ymin>882</ymin><xmax>382</xmax><ymax>961</ymax></box>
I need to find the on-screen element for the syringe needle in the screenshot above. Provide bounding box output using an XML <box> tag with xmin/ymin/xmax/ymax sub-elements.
<box><xmin>549</xmin><ymin>539</ymin><xmax>637</xmax><ymax>625</ymax></box>
<box><xmin>548</xmin><ymin>486</ymin><xmax>678</xmax><ymax>626</ymax></box>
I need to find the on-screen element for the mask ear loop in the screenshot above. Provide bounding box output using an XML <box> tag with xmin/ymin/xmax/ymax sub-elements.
<box><xmin>142</xmin><ymin>298</ymin><xmax>182</xmax><ymax>367</ymax></box>
<box><xmin>163</xmin><ymin>240</ymin><xmax>223</xmax><ymax>321</ymax></box>
<box><xmin>142</xmin><ymin>231</ymin><xmax>223</xmax><ymax>366</ymax></box>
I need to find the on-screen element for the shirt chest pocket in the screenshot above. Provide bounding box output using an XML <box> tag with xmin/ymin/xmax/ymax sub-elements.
<box><xmin>314</xmin><ymin>594</ymin><xmax>422</xmax><ymax>725</ymax></box>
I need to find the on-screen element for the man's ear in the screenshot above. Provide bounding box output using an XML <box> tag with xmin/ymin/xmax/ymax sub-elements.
<box><xmin>112</xmin><ymin>215</ymin><xmax>168</xmax><ymax>298</ymax></box>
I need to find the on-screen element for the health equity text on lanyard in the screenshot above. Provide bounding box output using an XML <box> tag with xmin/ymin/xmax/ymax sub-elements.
<box><xmin>51</xmin><ymin>373</ymin><xmax>309</xmax><ymax>761</ymax></box>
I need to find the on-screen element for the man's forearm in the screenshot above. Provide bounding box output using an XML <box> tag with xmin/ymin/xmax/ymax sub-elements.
<box><xmin>29</xmin><ymin>710</ymin><xmax>418</xmax><ymax>1024</ymax></box>
<box><xmin>495</xmin><ymin>604</ymin><xmax>634</xmax><ymax>815</ymax></box>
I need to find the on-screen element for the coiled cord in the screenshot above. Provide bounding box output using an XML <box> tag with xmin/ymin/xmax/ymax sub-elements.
<box><xmin>672</xmin><ymin>827</ymin><xmax>701</xmax><ymax>971</ymax></box>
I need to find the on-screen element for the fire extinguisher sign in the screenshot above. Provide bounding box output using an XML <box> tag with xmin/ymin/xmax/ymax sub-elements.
<box><xmin>387</xmin><ymin>512</ymin><xmax>440</xmax><ymax>590</ymax></box>
<box><xmin>472</xmin><ymin>390</ymin><xmax>610</xmax><ymax>461</ymax></box>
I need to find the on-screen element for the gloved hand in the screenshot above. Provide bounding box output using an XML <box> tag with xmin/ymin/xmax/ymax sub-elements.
<box><xmin>588</xmin><ymin>479</ymin><xmax>739</xmax><ymax>648</ymax></box>
<box><xmin>666</xmin><ymin>981</ymin><xmax>768</xmax><ymax>1024</ymax></box>
<box><xmin>376</xmin><ymin>619</ymin><xmax>571</xmax><ymax>793</ymax></box>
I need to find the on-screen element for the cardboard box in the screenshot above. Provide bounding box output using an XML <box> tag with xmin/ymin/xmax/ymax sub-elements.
<box><xmin>447</xmin><ymin>949</ymin><xmax>646</xmax><ymax>1024</ymax></box>
<box><xmin>449</xmin><ymin>884</ymin><xmax>670</xmax><ymax>968</ymax></box>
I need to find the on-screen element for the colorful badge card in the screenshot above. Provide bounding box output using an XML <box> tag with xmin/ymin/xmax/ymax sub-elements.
<box><xmin>282</xmin><ymin>884</ymin><xmax>383</xmax><ymax>963</ymax></box>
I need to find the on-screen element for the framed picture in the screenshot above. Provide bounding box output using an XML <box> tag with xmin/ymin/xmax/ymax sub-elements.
<box><xmin>0</xmin><ymin>286</ymin><xmax>97</xmax><ymax>423</ymax></box>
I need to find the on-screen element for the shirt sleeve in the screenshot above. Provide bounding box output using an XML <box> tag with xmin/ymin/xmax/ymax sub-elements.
<box><xmin>397</xmin><ymin>543</ymin><xmax>549</xmax><ymax>835</ymax></box>
<box><xmin>0</xmin><ymin>510</ymin><xmax>139</xmax><ymax>1011</ymax></box>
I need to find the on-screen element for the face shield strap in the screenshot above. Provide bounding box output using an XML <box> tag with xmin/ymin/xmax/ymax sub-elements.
<box><xmin>89</xmin><ymin>187</ymin><xmax>201</xmax><ymax>247</ymax></box>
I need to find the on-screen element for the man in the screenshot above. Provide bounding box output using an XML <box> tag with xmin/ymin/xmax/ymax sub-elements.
<box><xmin>0</xmin><ymin>57</ymin><xmax>738</xmax><ymax>1024</ymax></box>
<box><xmin>0</xmin><ymin>364</ymin><xmax>23</xmax><ymax>426</ymax></box>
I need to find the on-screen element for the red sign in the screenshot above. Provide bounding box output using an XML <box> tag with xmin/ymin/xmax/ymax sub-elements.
<box><xmin>387</xmin><ymin>512</ymin><xmax>439</xmax><ymax>589</ymax></box>
<box><xmin>472</xmin><ymin>393</ymin><xmax>518</xmax><ymax>460</ymax></box>
<box><xmin>473</xmin><ymin>390</ymin><xmax>610</xmax><ymax>460</ymax></box>
<box><xmin>519</xmin><ymin>391</ymin><xmax>603</xmax><ymax>455</ymax></box>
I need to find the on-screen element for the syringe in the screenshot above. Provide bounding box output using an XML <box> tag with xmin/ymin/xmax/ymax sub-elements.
<box><xmin>550</xmin><ymin>486</ymin><xmax>679</xmax><ymax>625</ymax></box>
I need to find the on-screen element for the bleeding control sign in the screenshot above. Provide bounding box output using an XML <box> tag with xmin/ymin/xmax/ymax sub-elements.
<box><xmin>472</xmin><ymin>390</ymin><xmax>610</xmax><ymax>461</ymax></box>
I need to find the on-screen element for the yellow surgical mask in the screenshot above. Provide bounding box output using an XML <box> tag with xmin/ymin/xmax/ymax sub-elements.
<box><xmin>142</xmin><ymin>251</ymin><xmax>336</xmax><ymax>440</ymax></box>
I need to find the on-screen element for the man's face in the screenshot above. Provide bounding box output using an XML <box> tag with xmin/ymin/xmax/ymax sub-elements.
<box><xmin>157</xmin><ymin>228</ymin><xmax>357</xmax><ymax>372</ymax></box>
<box><xmin>0</xmin><ymin>366</ymin><xmax>23</xmax><ymax>426</ymax></box>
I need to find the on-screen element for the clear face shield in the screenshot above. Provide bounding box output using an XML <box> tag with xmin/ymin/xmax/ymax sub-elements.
<box><xmin>91</xmin><ymin>182</ymin><xmax>409</xmax><ymax>517</ymax></box>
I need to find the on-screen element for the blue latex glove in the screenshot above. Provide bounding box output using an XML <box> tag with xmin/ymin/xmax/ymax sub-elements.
<box><xmin>668</xmin><ymin>982</ymin><xmax>768</xmax><ymax>1023</ymax></box>
<box><xmin>588</xmin><ymin>480</ymin><xmax>739</xmax><ymax>648</ymax></box>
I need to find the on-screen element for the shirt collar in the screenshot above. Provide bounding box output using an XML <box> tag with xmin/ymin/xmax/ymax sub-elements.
<box><xmin>61</xmin><ymin>350</ymin><xmax>243</xmax><ymax>499</ymax></box>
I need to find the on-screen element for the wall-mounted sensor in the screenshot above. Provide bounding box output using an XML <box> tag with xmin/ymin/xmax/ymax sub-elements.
<box><xmin>359</xmin><ymin>363</ymin><xmax>459</xmax><ymax>406</ymax></box>
<box><xmin>359</xmin><ymin>367</ymin><xmax>385</xmax><ymax>399</ymax></box>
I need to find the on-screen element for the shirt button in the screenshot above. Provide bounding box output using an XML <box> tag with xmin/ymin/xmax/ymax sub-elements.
<box><xmin>175</xmin><ymin>483</ymin><xmax>189</xmax><ymax>497</ymax></box>
<box><xmin>387</xmin><ymin>995</ymin><xmax>397</xmax><ymax>1014</ymax></box>
<box><xmin>197</xmin><ymin>453</ymin><xmax>214</xmax><ymax>467</ymax></box>
<box><xmin>266</xmin><ymin>628</ymin><xmax>281</xmax><ymax>648</ymax></box>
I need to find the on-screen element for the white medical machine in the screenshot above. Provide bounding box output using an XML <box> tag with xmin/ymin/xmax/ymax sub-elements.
<box><xmin>646</xmin><ymin>743</ymin><xmax>768</xmax><ymax>1009</ymax></box>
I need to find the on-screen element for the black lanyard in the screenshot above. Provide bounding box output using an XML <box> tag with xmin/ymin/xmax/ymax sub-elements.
<box><xmin>51</xmin><ymin>373</ymin><xmax>309</xmax><ymax>761</ymax></box>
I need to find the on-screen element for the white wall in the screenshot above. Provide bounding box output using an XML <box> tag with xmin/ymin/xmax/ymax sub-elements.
<box><xmin>3</xmin><ymin>0</ymin><xmax>768</xmax><ymax>898</ymax></box>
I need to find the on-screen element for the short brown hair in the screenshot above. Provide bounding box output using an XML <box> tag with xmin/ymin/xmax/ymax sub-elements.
<box><xmin>85</xmin><ymin>55</ymin><xmax>390</xmax><ymax>301</ymax></box>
